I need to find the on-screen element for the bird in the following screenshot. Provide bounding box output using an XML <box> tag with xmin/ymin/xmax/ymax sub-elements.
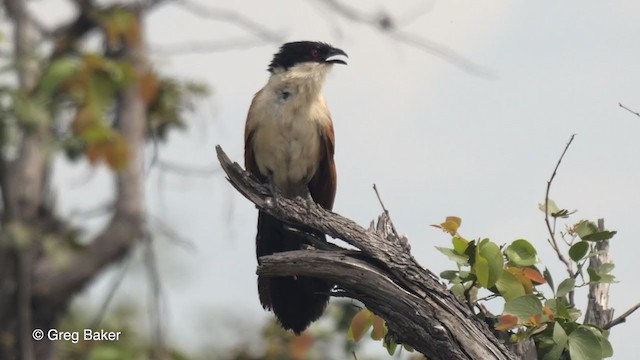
<box><xmin>243</xmin><ymin>41</ymin><xmax>347</xmax><ymax>333</ymax></box>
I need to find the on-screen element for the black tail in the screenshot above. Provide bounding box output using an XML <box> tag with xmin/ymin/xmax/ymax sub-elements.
<box><xmin>256</xmin><ymin>211</ymin><xmax>331</xmax><ymax>334</ymax></box>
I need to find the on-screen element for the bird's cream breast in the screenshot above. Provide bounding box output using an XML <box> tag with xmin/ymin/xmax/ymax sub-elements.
<box><xmin>251</xmin><ymin>92</ymin><xmax>328</xmax><ymax>191</ymax></box>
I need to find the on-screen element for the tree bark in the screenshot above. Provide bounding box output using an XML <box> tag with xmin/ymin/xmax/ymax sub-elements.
<box><xmin>216</xmin><ymin>145</ymin><xmax>516</xmax><ymax>360</ymax></box>
<box><xmin>584</xmin><ymin>219</ymin><xmax>614</xmax><ymax>327</ymax></box>
<box><xmin>0</xmin><ymin>3</ymin><xmax>147</xmax><ymax>359</ymax></box>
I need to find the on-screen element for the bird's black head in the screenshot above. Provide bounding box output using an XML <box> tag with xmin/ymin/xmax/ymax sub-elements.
<box><xmin>268</xmin><ymin>41</ymin><xmax>348</xmax><ymax>73</ymax></box>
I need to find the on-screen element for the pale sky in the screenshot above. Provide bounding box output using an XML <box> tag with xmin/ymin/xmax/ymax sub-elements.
<box><xmin>39</xmin><ymin>0</ymin><xmax>640</xmax><ymax>358</ymax></box>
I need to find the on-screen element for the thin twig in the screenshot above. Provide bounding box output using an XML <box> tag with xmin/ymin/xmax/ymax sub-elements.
<box><xmin>315</xmin><ymin>0</ymin><xmax>495</xmax><ymax>78</ymax></box>
<box><xmin>373</xmin><ymin>184</ymin><xmax>399</xmax><ymax>239</ymax></box>
<box><xmin>148</xmin><ymin>214</ymin><xmax>196</xmax><ymax>252</ymax></box>
<box><xmin>90</xmin><ymin>253</ymin><xmax>133</xmax><ymax>329</ymax></box>
<box><xmin>605</xmin><ymin>301</ymin><xmax>640</xmax><ymax>330</ymax></box>
<box><xmin>544</xmin><ymin>135</ymin><xmax>576</xmax><ymax>285</ymax></box>
<box><xmin>473</xmin><ymin>293</ymin><xmax>499</xmax><ymax>304</ymax></box>
<box><xmin>150</xmin><ymin>38</ymin><xmax>269</xmax><ymax>56</ymax></box>
<box><xmin>619</xmin><ymin>102</ymin><xmax>640</xmax><ymax>118</ymax></box>
<box><xmin>174</xmin><ymin>0</ymin><xmax>283</xmax><ymax>43</ymax></box>
<box><xmin>143</xmin><ymin>233</ymin><xmax>167</xmax><ymax>358</ymax></box>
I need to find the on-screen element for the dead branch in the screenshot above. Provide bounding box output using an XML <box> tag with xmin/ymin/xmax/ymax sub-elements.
<box><xmin>216</xmin><ymin>145</ymin><xmax>516</xmax><ymax>360</ymax></box>
<box><xmin>584</xmin><ymin>219</ymin><xmax>614</xmax><ymax>327</ymax></box>
<box><xmin>314</xmin><ymin>0</ymin><xmax>495</xmax><ymax>78</ymax></box>
<box><xmin>174</xmin><ymin>0</ymin><xmax>282</xmax><ymax>43</ymax></box>
<box><xmin>151</xmin><ymin>38</ymin><xmax>269</xmax><ymax>56</ymax></box>
<box><xmin>32</xmin><ymin>7</ymin><xmax>147</xmax><ymax>309</ymax></box>
<box><xmin>544</xmin><ymin>134</ymin><xmax>576</xmax><ymax>304</ymax></box>
<box><xmin>619</xmin><ymin>102</ymin><xmax>640</xmax><ymax>118</ymax></box>
<box><xmin>605</xmin><ymin>301</ymin><xmax>640</xmax><ymax>330</ymax></box>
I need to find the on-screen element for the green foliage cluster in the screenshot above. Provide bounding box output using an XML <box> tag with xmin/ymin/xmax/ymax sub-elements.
<box><xmin>349</xmin><ymin>202</ymin><xmax>617</xmax><ymax>360</ymax></box>
<box><xmin>0</xmin><ymin>7</ymin><xmax>207</xmax><ymax>172</ymax></box>
<box><xmin>435</xmin><ymin>203</ymin><xmax>616</xmax><ymax>360</ymax></box>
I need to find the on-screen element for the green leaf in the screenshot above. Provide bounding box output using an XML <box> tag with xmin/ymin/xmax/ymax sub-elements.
<box><xmin>452</xmin><ymin>236</ymin><xmax>468</xmax><ymax>254</ymax></box>
<box><xmin>556</xmin><ymin>278</ymin><xmax>575</xmax><ymax>298</ymax></box>
<box><xmin>384</xmin><ymin>337</ymin><xmax>397</xmax><ymax>355</ymax></box>
<box><xmin>599</xmin><ymin>263</ymin><xmax>615</xmax><ymax>274</ymax></box>
<box><xmin>542</xmin><ymin>322</ymin><xmax>568</xmax><ymax>360</ymax></box>
<box><xmin>474</xmin><ymin>239</ymin><xmax>503</xmax><ymax>288</ymax></box>
<box><xmin>568</xmin><ymin>326</ymin><xmax>603</xmax><ymax>360</ymax></box>
<box><xmin>504</xmin><ymin>239</ymin><xmax>538</xmax><ymax>266</ymax></box>
<box><xmin>574</xmin><ymin>220</ymin><xmax>598</xmax><ymax>239</ymax></box>
<box><xmin>588</xmin><ymin>265</ymin><xmax>616</xmax><ymax>284</ymax></box>
<box><xmin>582</xmin><ymin>231</ymin><xmax>617</xmax><ymax>242</ymax></box>
<box><xmin>583</xmin><ymin>326</ymin><xmax>613</xmax><ymax>358</ymax></box>
<box><xmin>12</xmin><ymin>92</ymin><xmax>49</xmax><ymax>125</ymax></box>
<box><xmin>503</xmin><ymin>294</ymin><xmax>543</xmax><ymax>322</ymax></box>
<box><xmin>39</xmin><ymin>57</ymin><xmax>80</xmax><ymax>97</ymax></box>
<box><xmin>543</xmin><ymin>268</ymin><xmax>555</xmax><ymax>295</ymax></box>
<box><xmin>440</xmin><ymin>270</ymin><xmax>459</xmax><ymax>281</ymax></box>
<box><xmin>436</xmin><ymin>246</ymin><xmax>469</xmax><ymax>265</ymax></box>
<box><xmin>539</xmin><ymin>199</ymin><xmax>561</xmax><ymax>215</ymax></box>
<box><xmin>495</xmin><ymin>270</ymin><xmax>526</xmax><ymax>301</ymax></box>
<box><xmin>569</xmin><ymin>241</ymin><xmax>590</xmax><ymax>262</ymax></box>
<box><xmin>450</xmin><ymin>283</ymin><xmax>465</xmax><ymax>298</ymax></box>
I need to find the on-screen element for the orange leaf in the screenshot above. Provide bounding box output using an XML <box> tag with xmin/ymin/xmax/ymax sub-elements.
<box><xmin>85</xmin><ymin>142</ymin><xmax>108</xmax><ymax>164</ymax></box>
<box><xmin>349</xmin><ymin>309</ymin><xmax>372</xmax><ymax>342</ymax></box>
<box><xmin>431</xmin><ymin>216</ymin><xmax>462</xmax><ymax>236</ymax></box>
<box><xmin>529</xmin><ymin>314</ymin><xmax>542</xmax><ymax>326</ymax></box>
<box><xmin>495</xmin><ymin>314</ymin><xmax>518</xmax><ymax>331</ymax></box>
<box><xmin>138</xmin><ymin>71</ymin><xmax>160</xmax><ymax>105</ymax></box>
<box><xmin>523</xmin><ymin>268</ymin><xmax>545</xmax><ymax>284</ymax></box>
<box><xmin>506</xmin><ymin>267</ymin><xmax>534</xmax><ymax>294</ymax></box>
<box><xmin>104</xmin><ymin>135</ymin><xmax>130</xmax><ymax>171</ymax></box>
<box><xmin>289</xmin><ymin>332</ymin><xmax>313</xmax><ymax>360</ymax></box>
<box><xmin>371</xmin><ymin>314</ymin><xmax>385</xmax><ymax>340</ymax></box>
<box><xmin>543</xmin><ymin>306</ymin><xmax>555</xmax><ymax>321</ymax></box>
<box><xmin>124</xmin><ymin>19</ymin><xmax>141</xmax><ymax>47</ymax></box>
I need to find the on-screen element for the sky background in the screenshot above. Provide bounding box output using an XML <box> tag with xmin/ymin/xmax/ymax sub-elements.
<box><xmin>29</xmin><ymin>0</ymin><xmax>640</xmax><ymax>358</ymax></box>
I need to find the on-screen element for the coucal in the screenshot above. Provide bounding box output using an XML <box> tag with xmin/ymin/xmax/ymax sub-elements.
<box><xmin>244</xmin><ymin>41</ymin><xmax>347</xmax><ymax>333</ymax></box>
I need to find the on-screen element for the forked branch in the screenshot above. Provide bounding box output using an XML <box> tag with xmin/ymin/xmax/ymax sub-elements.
<box><xmin>216</xmin><ymin>145</ymin><xmax>516</xmax><ymax>360</ymax></box>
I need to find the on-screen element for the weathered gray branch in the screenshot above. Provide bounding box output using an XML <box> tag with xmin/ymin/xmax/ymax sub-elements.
<box><xmin>33</xmin><ymin>7</ymin><xmax>146</xmax><ymax>308</ymax></box>
<box><xmin>1</xmin><ymin>1</ymin><xmax>47</xmax><ymax>358</ymax></box>
<box><xmin>584</xmin><ymin>219</ymin><xmax>614</xmax><ymax>327</ymax></box>
<box><xmin>606</xmin><ymin>301</ymin><xmax>640</xmax><ymax>330</ymax></box>
<box><xmin>216</xmin><ymin>145</ymin><xmax>515</xmax><ymax>360</ymax></box>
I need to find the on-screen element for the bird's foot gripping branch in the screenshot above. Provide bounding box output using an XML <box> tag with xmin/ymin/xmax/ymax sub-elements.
<box><xmin>216</xmin><ymin>145</ymin><xmax>516</xmax><ymax>360</ymax></box>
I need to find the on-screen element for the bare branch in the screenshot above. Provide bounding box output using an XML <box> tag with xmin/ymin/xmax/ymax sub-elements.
<box><xmin>33</xmin><ymin>8</ymin><xmax>147</xmax><ymax>308</ymax></box>
<box><xmin>544</xmin><ymin>134</ymin><xmax>576</xmax><ymax>289</ymax></box>
<box><xmin>90</xmin><ymin>253</ymin><xmax>133</xmax><ymax>329</ymax></box>
<box><xmin>619</xmin><ymin>102</ymin><xmax>640</xmax><ymax>118</ymax></box>
<box><xmin>173</xmin><ymin>0</ymin><xmax>283</xmax><ymax>43</ymax></box>
<box><xmin>150</xmin><ymin>37</ymin><xmax>269</xmax><ymax>56</ymax></box>
<box><xmin>143</xmin><ymin>234</ymin><xmax>167</xmax><ymax>359</ymax></box>
<box><xmin>216</xmin><ymin>145</ymin><xmax>515</xmax><ymax>360</ymax></box>
<box><xmin>314</xmin><ymin>0</ymin><xmax>495</xmax><ymax>78</ymax></box>
<box><xmin>1</xmin><ymin>1</ymin><xmax>47</xmax><ymax>358</ymax></box>
<box><xmin>148</xmin><ymin>213</ymin><xmax>196</xmax><ymax>251</ymax></box>
<box><xmin>605</xmin><ymin>302</ymin><xmax>640</xmax><ymax>330</ymax></box>
<box><xmin>584</xmin><ymin>219</ymin><xmax>614</xmax><ymax>328</ymax></box>
<box><xmin>372</xmin><ymin>183</ymin><xmax>399</xmax><ymax>240</ymax></box>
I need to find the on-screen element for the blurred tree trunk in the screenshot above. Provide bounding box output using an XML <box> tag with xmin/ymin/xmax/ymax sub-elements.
<box><xmin>0</xmin><ymin>1</ymin><xmax>147</xmax><ymax>358</ymax></box>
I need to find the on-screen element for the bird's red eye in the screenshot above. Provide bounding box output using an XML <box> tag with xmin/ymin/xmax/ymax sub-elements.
<box><xmin>311</xmin><ymin>49</ymin><xmax>320</xmax><ymax>58</ymax></box>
